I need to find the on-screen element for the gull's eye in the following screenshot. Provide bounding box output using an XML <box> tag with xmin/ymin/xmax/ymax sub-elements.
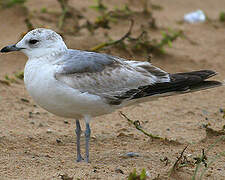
<box><xmin>28</xmin><ymin>39</ymin><xmax>39</xmax><ymax>44</ymax></box>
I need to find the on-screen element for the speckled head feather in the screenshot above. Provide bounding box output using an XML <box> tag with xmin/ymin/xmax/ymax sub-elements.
<box><xmin>16</xmin><ymin>28</ymin><xmax>67</xmax><ymax>59</ymax></box>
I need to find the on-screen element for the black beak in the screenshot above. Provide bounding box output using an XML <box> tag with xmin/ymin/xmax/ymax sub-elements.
<box><xmin>0</xmin><ymin>44</ymin><xmax>22</xmax><ymax>53</ymax></box>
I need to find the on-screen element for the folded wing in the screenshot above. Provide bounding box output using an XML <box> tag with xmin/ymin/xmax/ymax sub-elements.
<box><xmin>54</xmin><ymin>50</ymin><xmax>170</xmax><ymax>105</ymax></box>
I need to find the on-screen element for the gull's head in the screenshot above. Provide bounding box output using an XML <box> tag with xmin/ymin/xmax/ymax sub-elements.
<box><xmin>1</xmin><ymin>28</ymin><xmax>67</xmax><ymax>58</ymax></box>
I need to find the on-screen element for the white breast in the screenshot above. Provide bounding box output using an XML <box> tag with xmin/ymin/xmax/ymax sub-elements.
<box><xmin>24</xmin><ymin>58</ymin><xmax>113</xmax><ymax>119</ymax></box>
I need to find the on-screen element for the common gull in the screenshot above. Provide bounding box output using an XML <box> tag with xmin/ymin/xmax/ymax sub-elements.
<box><xmin>1</xmin><ymin>28</ymin><xmax>223</xmax><ymax>162</ymax></box>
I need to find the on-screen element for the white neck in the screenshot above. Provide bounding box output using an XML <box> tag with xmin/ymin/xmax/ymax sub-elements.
<box><xmin>26</xmin><ymin>47</ymin><xmax>67</xmax><ymax>64</ymax></box>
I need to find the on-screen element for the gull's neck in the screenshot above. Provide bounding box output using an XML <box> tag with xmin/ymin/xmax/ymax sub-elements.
<box><xmin>27</xmin><ymin>47</ymin><xmax>67</xmax><ymax>64</ymax></box>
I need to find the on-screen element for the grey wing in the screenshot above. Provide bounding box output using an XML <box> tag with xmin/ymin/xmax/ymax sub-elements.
<box><xmin>55</xmin><ymin>50</ymin><xmax>170</xmax><ymax>105</ymax></box>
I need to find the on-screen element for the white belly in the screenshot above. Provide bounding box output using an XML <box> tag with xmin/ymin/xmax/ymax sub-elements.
<box><xmin>24</xmin><ymin>60</ymin><xmax>113</xmax><ymax>119</ymax></box>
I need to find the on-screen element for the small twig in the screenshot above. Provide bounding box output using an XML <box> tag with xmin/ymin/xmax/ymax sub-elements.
<box><xmin>194</xmin><ymin>149</ymin><xmax>207</xmax><ymax>167</ymax></box>
<box><xmin>57</xmin><ymin>0</ymin><xmax>69</xmax><ymax>29</ymax></box>
<box><xmin>0</xmin><ymin>79</ymin><xmax>10</xmax><ymax>86</ymax></box>
<box><xmin>169</xmin><ymin>145</ymin><xmax>188</xmax><ymax>176</ymax></box>
<box><xmin>142</xmin><ymin>0</ymin><xmax>150</xmax><ymax>15</ymax></box>
<box><xmin>160</xmin><ymin>156</ymin><xmax>170</xmax><ymax>166</ymax></box>
<box><xmin>24</xmin><ymin>18</ymin><xmax>34</xmax><ymax>31</ymax></box>
<box><xmin>128</xmin><ymin>30</ymin><xmax>146</xmax><ymax>41</ymax></box>
<box><xmin>182</xmin><ymin>34</ymin><xmax>198</xmax><ymax>45</ymax></box>
<box><xmin>90</xmin><ymin>19</ymin><xmax>134</xmax><ymax>52</ymax></box>
<box><xmin>119</xmin><ymin>111</ymin><xmax>162</xmax><ymax>140</ymax></box>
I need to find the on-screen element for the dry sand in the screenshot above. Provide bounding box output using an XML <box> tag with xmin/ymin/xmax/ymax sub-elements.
<box><xmin>0</xmin><ymin>0</ymin><xmax>225</xmax><ymax>179</ymax></box>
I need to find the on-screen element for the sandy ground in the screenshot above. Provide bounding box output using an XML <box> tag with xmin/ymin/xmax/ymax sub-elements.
<box><xmin>0</xmin><ymin>0</ymin><xmax>225</xmax><ymax>179</ymax></box>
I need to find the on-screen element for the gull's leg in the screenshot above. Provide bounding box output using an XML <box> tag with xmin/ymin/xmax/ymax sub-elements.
<box><xmin>75</xmin><ymin>119</ymin><xmax>83</xmax><ymax>162</ymax></box>
<box><xmin>84</xmin><ymin>115</ymin><xmax>91</xmax><ymax>163</ymax></box>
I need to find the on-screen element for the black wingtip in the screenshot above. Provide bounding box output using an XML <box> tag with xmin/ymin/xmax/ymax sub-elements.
<box><xmin>195</xmin><ymin>70</ymin><xmax>217</xmax><ymax>79</ymax></box>
<box><xmin>171</xmin><ymin>70</ymin><xmax>217</xmax><ymax>81</ymax></box>
<box><xmin>189</xmin><ymin>80</ymin><xmax>223</xmax><ymax>92</ymax></box>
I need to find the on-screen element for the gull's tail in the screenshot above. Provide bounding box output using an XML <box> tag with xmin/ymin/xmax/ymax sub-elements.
<box><xmin>163</xmin><ymin>70</ymin><xmax>222</xmax><ymax>94</ymax></box>
<box><xmin>127</xmin><ymin>70</ymin><xmax>223</xmax><ymax>101</ymax></box>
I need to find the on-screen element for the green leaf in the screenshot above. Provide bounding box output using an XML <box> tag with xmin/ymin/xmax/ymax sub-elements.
<box><xmin>161</xmin><ymin>31</ymin><xmax>167</xmax><ymax>38</ymax></box>
<box><xmin>219</xmin><ymin>11</ymin><xmax>225</xmax><ymax>22</ymax></box>
<box><xmin>41</xmin><ymin>7</ymin><xmax>47</xmax><ymax>13</ymax></box>
<box><xmin>0</xmin><ymin>0</ymin><xmax>26</xmax><ymax>8</ymax></box>
<box><xmin>168</xmin><ymin>40</ymin><xmax>172</xmax><ymax>48</ymax></box>
<box><xmin>140</xmin><ymin>169</ymin><xmax>147</xmax><ymax>180</ymax></box>
<box><xmin>14</xmin><ymin>71</ymin><xmax>24</xmax><ymax>80</ymax></box>
<box><xmin>128</xmin><ymin>169</ymin><xmax>137</xmax><ymax>180</ymax></box>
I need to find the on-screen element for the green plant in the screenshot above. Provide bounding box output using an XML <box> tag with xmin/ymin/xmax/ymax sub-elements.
<box><xmin>57</xmin><ymin>0</ymin><xmax>70</xmax><ymax>29</ymax></box>
<box><xmin>4</xmin><ymin>75</ymin><xmax>17</xmax><ymax>83</ymax></box>
<box><xmin>56</xmin><ymin>0</ymin><xmax>82</xmax><ymax>31</ymax></box>
<box><xmin>169</xmin><ymin>146</ymin><xmax>189</xmax><ymax>177</ymax></box>
<box><xmin>219</xmin><ymin>11</ymin><xmax>225</xmax><ymax>22</ymax></box>
<box><xmin>24</xmin><ymin>18</ymin><xmax>34</xmax><ymax>31</ymax></box>
<box><xmin>156</xmin><ymin>29</ymin><xmax>183</xmax><ymax>53</ymax></box>
<box><xmin>90</xmin><ymin>18</ymin><xmax>183</xmax><ymax>56</ymax></box>
<box><xmin>128</xmin><ymin>29</ymin><xmax>183</xmax><ymax>55</ymax></box>
<box><xmin>90</xmin><ymin>20</ymin><xmax>134</xmax><ymax>51</ymax></box>
<box><xmin>88</xmin><ymin>1</ymin><xmax>135</xmax><ymax>31</ymax></box>
<box><xmin>192</xmin><ymin>136</ymin><xmax>225</xmax><ymax>180</ymax></box>
<box><xmin>90</xmin><ymin>0</ymin><xmax>107</xmax><ymax>14</ymax></box>
<box><xmin>110</xmin><ymin>4</ymin><xmax>132</xmax><ymax>18</ymax></box>
<box><xmin>128</xmin><ymin>169</ymin><xmax>147</xmax><ymax>180</ymax></box>
<box><xmin>14</xmin><ymin>71</ymin><xmax>24</xmax><ymax>80</ymax></box>
<box><xmin>120</xmin><ymin>111</ymin><xmax>162</xmax><ymax>140</ymax></box>
<box><xmin>40</xmin><ymin>7</ymin><xmax>47</xmax><ymax>13</ymax></box>
<box><xmin>0</xmin><ymin>0</ymin><xmax>26</xmax><ymax>8</ymax></box>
